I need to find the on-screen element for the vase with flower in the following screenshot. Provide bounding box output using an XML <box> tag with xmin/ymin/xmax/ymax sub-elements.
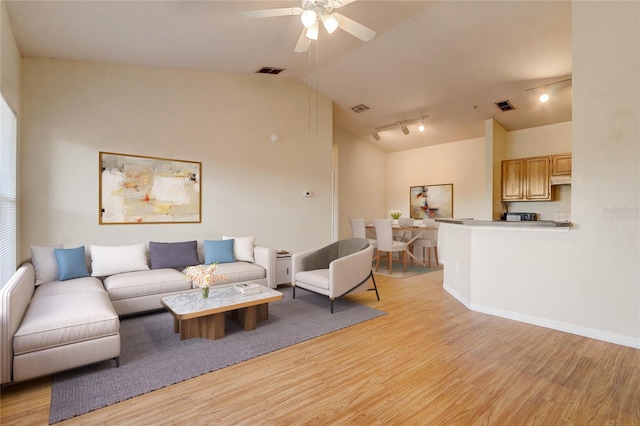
<box><xmin>389</xmin><ymin>209</ymin><xmax>402</xmax><ymax>225</ymax></box>
<box><xmin>183</xmin><ymin>263</ymin><xmax>227</xmax><ymax>298</ymax></box>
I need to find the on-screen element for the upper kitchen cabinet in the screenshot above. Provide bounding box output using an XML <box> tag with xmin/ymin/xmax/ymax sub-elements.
<box><xmin>550</xmin><ymin>153</ymin><xmax>572</xmax><ymax>185</ymax></box>
<box><xmin>502</xmin><ymin>156</ymin><xmax>551</xmax><ymax>201</ymax></box>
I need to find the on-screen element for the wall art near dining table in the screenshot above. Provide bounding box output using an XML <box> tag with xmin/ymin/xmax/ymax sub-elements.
<box><xmin>99</xmin><ymin>151</ymin><xmax>201</xmax><ymax>224</ymax></box>
<box><xmin>410</xmin><ymin>184</ymin><xmax>453</xmax><ymax>219</ymax></box>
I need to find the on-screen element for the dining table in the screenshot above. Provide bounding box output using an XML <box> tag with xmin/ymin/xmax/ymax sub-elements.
<box><xmin>365</xmin><ymin>223</ymin><xmax>438</xmax><ymax>267</ymax></box>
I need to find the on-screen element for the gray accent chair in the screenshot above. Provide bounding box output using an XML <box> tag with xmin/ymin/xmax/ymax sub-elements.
<box><xmin>291</xmin><ymin>238</ymin><xmax>379</xmax><ymax>313</ymax></box>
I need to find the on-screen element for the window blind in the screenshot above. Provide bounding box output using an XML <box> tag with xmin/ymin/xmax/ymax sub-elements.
<box><xmin>0</xmin><ymin>93</ymin><xmax>17</xmax><ymax>288</ymax></box>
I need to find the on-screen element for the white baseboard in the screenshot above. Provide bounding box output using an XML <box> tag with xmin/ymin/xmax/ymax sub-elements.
<box><xmin>443</xmin><ymin>283</ymin><xmax>640</xmax><ymax>350</ymax></box>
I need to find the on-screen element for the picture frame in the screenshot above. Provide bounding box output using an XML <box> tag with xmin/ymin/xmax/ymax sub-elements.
<box><xmin>410</xmin><ymin>184</ymin><xmax>453</xmax><ymax>219</ymax></box>
<box><xmin>99</xmin><ymin>151</ymin><xmax>201</xmax><ymax>224</ymax></box>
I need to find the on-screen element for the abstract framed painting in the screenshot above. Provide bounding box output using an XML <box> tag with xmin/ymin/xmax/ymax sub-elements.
<box><xmin>410</xmin><ymin>184</ymin><xmax>453</xmax><ymax>219</ymax></box>
<box><xmin>99</xmin><ymin>152</ymin><xmax>201</xmax><ymax>224</ymax></box>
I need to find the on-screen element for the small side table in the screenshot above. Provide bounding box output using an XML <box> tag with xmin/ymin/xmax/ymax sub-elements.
<box><xmin>276</xmin><ymin>252</ymin><xmax>292</xmax><ymax>286</ymax></box>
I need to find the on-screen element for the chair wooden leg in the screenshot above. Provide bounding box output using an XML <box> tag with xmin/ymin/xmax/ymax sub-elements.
<box><xmin>388</xmin><ymin>252</ymin><xmax>392</xmax><ymax>274</ymax></box>
<box><xmin>375</xmin><ymin>251</ymin><xmax>381</xmax><ymax>271</ymax></box>
<box><xmin>434</xmin><ymin>247</ymin><xmax>439</xmax><ymax>266</ymax></box>
<box><xmin>402</xmin><ymin>251</ymin><xmax>407</xmax><ymax>272</ymax></box>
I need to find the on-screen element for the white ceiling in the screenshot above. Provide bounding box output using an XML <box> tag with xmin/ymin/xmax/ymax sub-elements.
<box><xmin>5</xmin><ymin>0</ymin><xmax>572</xmax><ymax>153</ymax></box>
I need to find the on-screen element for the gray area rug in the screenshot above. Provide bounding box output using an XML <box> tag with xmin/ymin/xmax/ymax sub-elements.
<box><xmin>49</xmin><ymin>287</ymin><xmax>385</xmax><ymax>424</ymax></box>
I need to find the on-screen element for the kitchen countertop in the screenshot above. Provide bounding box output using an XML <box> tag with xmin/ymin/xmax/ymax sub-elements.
<box><xmin>436</xmin><ymin>218</ymin><xmax>571</xmax><ymax>228</ymax></box>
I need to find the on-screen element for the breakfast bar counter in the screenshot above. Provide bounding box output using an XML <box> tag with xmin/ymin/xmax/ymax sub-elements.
<box><xmin>436</xmin><ymin>218</ymin><xmax>571</xmax><ymax>228</ymax></box>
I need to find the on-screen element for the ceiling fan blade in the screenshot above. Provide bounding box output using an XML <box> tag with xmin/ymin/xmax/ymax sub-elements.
<box><xmin>334</xmin><ymin>13</ymin><xmax>376</xmax><ymax>42</ymax></box>
<box><xmin>243</xmin><ymin>7</ymin><xmax>303</xmax><ymax>19</ymax></box>
<box><xmin>331</xmin><ymin>0</ymin><xmax>358</xmax><ymax>8</ymax></box>
<box><xmin>294</xmin><ymin>29</ymin><xmax>311</xmax><ymax>53</ymax></box>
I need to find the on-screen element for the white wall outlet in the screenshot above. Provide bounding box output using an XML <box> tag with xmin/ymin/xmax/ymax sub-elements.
<box><xmin>303</xmin><ymin>191</ymin><xmax>312</xmax><ymax>197</ymax></box>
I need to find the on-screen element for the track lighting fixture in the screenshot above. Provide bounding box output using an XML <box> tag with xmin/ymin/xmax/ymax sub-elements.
<box><xmin>418</xmin><ymin>117</ymin><xmax>426</xmax><ymax>132</ymax></box>
<box><xmin>526</xmin><ymin>76</ymin><xmax>571</xmax><ymax>103</ymax></box>
<box><xmin>372</xmin><ymin>115</ymin><xmax>428</xmax><ymax>141</ymax></box>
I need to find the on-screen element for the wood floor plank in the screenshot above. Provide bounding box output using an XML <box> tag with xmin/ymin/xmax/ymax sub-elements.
<box><xmin>1</xmin><ymin>270</ymin><xmax>639</xmax><ymax>425</ymax></box>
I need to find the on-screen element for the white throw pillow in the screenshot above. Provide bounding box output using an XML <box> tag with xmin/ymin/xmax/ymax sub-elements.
<box><xmin>90</xmin><ymin>244</ymin><xmax>149</xmax><ymax>277</ymax></box>
<box><xmin>223</xmin><ymin>236</ymin><xmax>255</xmax><ymax>263</ymax></box>
<box><xmin>31</xmin><ymin>244</ymin><xmax>63</xmax><ymax>285</ymax></box>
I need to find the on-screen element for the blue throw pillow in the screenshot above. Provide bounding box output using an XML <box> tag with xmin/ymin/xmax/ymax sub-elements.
<box><xmin>204</xmin><ymin>239</ymin><xmax>235</xmax><ymax>264</ymax></box>
<box><xmin>54</xmin><ymin>246</ymin><xmax>90</xmax><ymax>281</ymax></box>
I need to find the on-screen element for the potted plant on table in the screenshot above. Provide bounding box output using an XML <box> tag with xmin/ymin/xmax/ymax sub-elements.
<box><xmin>389</xmin><ymin>209</ymin><xmax>402</xmax><ymax>224</ymax></box>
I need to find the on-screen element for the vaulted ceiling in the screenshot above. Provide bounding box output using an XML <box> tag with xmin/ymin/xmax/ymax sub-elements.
<box><xmin>5</xmin><ymin>1</ymin><xmax>572</xmax><ymax>153</ymax></box>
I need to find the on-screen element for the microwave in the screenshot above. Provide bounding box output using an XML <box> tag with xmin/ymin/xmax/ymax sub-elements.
<box><xmin>503</xmin><ymin>212</ymin><xmax>538</xmax><ymax>221</ymax></box>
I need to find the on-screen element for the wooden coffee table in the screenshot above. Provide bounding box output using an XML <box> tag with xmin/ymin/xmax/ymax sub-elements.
<box><xmin>161</xmin><ymin>285</ymin><xmax>283</xmax><ymax>340</ymax></box>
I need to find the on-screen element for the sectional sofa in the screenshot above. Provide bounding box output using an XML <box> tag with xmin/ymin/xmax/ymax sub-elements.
<box><xmin>0</xmin><ymin>237</ymin><xmax>276</xmax><ymax>385</ymax></box>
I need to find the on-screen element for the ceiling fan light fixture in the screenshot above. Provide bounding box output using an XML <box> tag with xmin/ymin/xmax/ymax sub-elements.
<box><xmin>322</xmin><ymin>13</ymin><xmax>339</xmax><ymax>34</ymax></box>
<box><xmin>301</xmin><ymin>10</ymin><xmax>317</xmax><ymax>27</ymax></box>
<box><xmin>305</xmin><ymin>22</ymin><xmax>319</xmax><ymax>40</ymax></box>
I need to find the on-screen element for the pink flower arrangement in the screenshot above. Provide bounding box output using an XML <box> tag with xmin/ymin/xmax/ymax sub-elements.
<box><xmin>184</xmin><ymin>263</ymin><xmax>227</xmax><ymax>289</ymax></box>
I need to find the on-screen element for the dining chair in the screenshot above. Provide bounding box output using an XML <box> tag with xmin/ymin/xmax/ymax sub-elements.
<box><xmin>349</xmin><ymin>218</ymin><xmax>377</xmax><ymax>254</ymax></box>
<box><xmin>396</xmin><ymin>217</ymin><xmax>414</xmax><ymax>241</ymax></box>
<box><xmin>411</xmin><ymin>219</ymin><xmax>440</xmax><ymax>267</ymax></box>
<box><xmin>374</xmin><ymin>219</ymin><xmax>408</xmax><ymax>274</ymax></box>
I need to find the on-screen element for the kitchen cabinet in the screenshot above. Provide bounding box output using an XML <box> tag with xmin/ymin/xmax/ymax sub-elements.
<box><xmin>551</xmin><ymin>153</ymin><xmax>572</xmax><ymax>176</ymax></box>
<box><xmin>502</xmin><ymin>156</ymin><xmax>551</xmax><ymax>201</ymax></box>
<box><xmin>501</xmin><ymin>159</ymin><xmax>524</xmax><ymax>200</ymax></box>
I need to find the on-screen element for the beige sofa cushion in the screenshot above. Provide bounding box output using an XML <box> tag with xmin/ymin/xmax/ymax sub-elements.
<box><xmin>13</xmin><ymin>287</ymin><xmax>119</xmax><ymax>356</ymax></box>
<box><xmin>31</xmin><ymin>276</ymin><xmax>106</xmax><ymax>297</ymax></box>
<box><xmin>103</xmin><ymin>268</ymin><xmax>191</xmax><ymax>301</ymax></box>
<box><xmin>214</xmin><ymin>262</ymin><xmax>266</xmax><ymax>284</ymax></box>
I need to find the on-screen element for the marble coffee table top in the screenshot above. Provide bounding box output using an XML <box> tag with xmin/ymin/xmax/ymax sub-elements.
<box><xmin>161</xmin><ymin>285</ymin><xmax>283</xmax><ymax>316</ymax></box>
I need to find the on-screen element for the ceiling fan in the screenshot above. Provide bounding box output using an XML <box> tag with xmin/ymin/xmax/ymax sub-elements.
<box><xmin>243</xmin><ymin>0</ymin><xmax>376</xmax><ymax>53</ymax></box>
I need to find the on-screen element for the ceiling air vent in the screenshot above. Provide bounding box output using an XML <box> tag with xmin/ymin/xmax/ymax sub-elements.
<box><xmin>255</xmin><ymin>67</ymin><xmax>285</xmax><ymax>75</ymax></box>
<box><xmin>495</xmin><ymin>100</ymin><xmax>515</xmax><ymax>111</ymax></box>
<box><xmin>351</xmin><ymin>104</ymin><xmax>370</xmax><ymax>113</ymax></box>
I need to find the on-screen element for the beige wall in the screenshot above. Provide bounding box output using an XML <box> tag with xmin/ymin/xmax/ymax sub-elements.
<box><xmin>19</xmin><ymin>58</ymin><xmax>334</xmax><ymax>260</ymax></box>
<box><xmin>0</xmin><ymin>0</ymin><xmax>20</xmax><ymax>112</ymax></box>
<box><xmin>442</xmin><ymin>1</ymin><xmax>639</xmax><ymax>348</ymax></box>
<box><xmin>335</xmin><ymin>127</ymin><xmax>387</xmax><ymax>239</ymax></box>
<box><xmin>386</xmin><ymin>137</ymin><xmax>488</xmax><ymax>221</ymax></box>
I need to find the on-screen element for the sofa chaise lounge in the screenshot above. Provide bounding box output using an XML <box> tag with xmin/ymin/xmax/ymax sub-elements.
<box><xmin>0</xmin><ymin>238</ymin><xmax>276</xmax><ymax>385</ymax></box>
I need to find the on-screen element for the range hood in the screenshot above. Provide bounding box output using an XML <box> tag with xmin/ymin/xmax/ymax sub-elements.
<box><xmin>551</xmin><ymin>175</ymin><xmax>572</xmax><ymax>185</ymax></box>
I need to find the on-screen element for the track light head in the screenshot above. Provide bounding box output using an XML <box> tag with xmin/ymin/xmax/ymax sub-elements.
<box><xmin>401</xmin><ymin>124</ymin><xmax>410</xmax><ymax>135</ymax></box>
<box><xmin>418</xmin><ymin>117</ymin><xmax>426</xmax><ymax>132</ymax></box>
<box><xmin>372</xmin><ymin>131</ymin><xmax>380</xmax><ymax>141</ymax></box>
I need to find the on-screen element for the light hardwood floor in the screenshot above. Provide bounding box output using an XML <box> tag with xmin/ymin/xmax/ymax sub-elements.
<box><xmin>2</xmin><ymin>270</ymin><xmax>639</xmax><ymax>425</ymax></box>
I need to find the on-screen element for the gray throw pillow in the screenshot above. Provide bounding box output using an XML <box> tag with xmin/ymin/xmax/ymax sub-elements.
<box><xmin>149</xmin><ymin>240</ymin><xmax>200</xmax><ymax>270</ymax></box>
